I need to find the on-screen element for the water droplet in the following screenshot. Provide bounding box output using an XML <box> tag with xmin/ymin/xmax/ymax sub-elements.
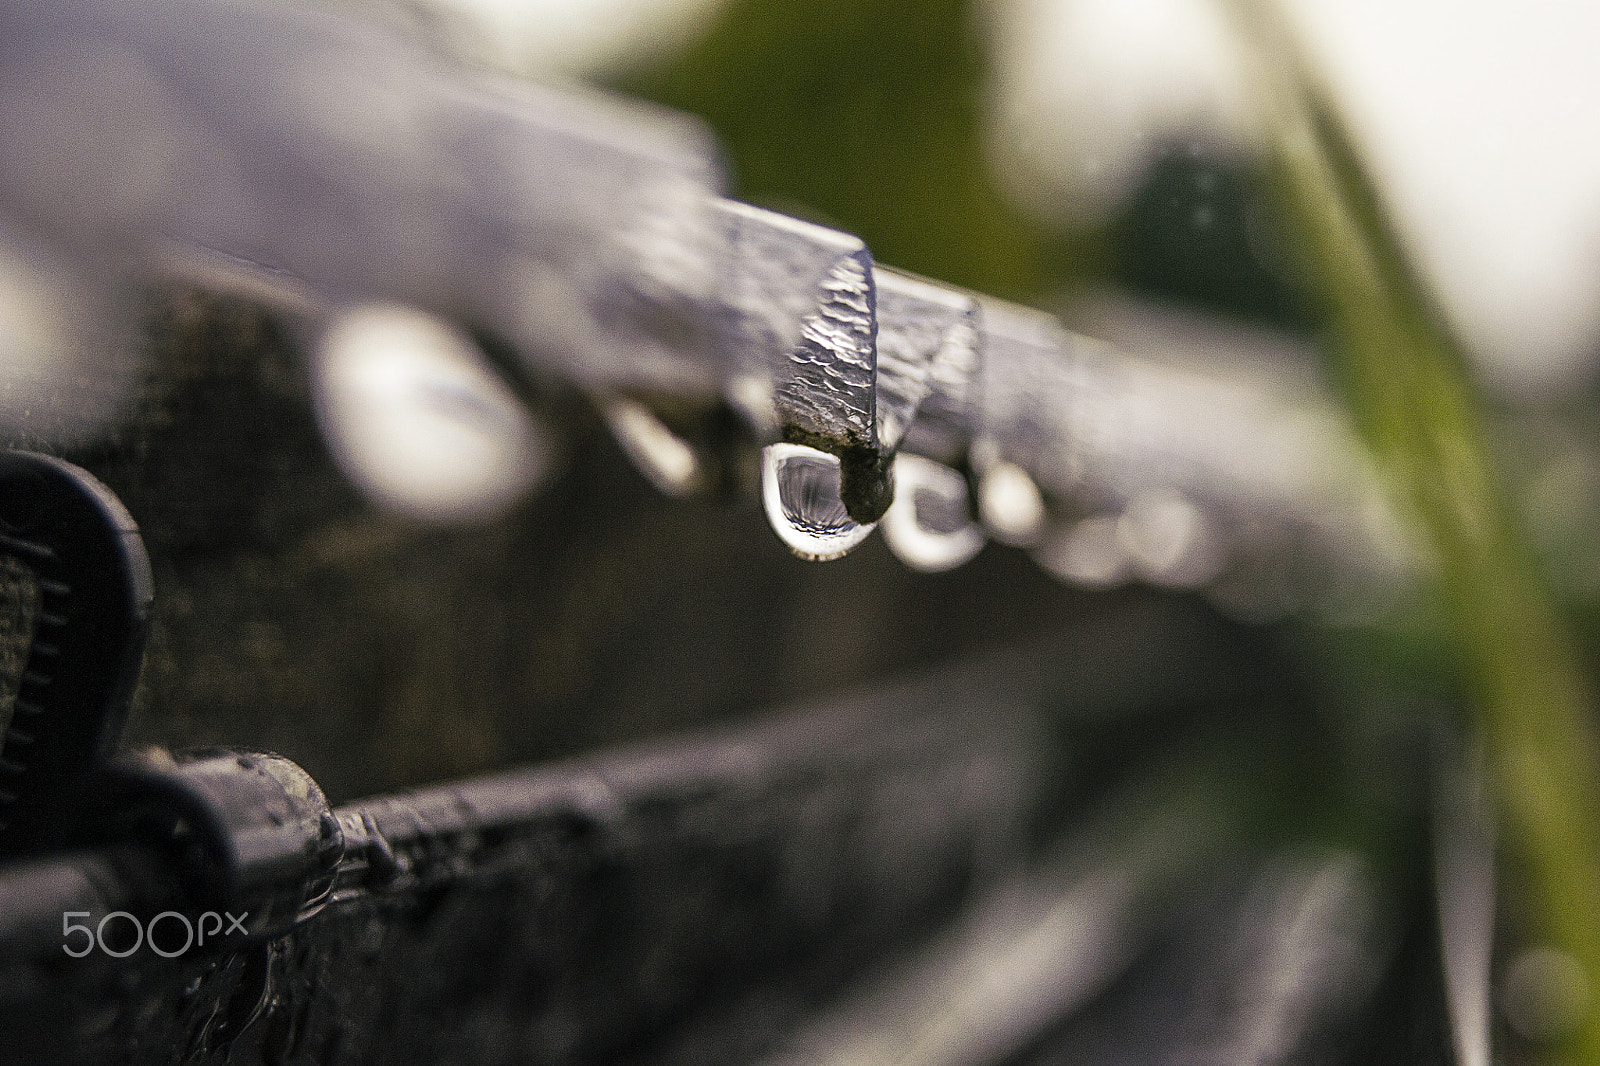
<box><xmin>600</xmin><ymin>396</ymin><xmax>699</xmax><ymax>496</ymax></box>
<box><xmin>978</xmin><ymin>461</ymin><xmax>1046</xmax><ymax>546</ymax></box>
<box><xmin>1117</xmin><ymin>490</ymin><xmax>1224</xmax><ymax>588</ymax></box>
<box><xmin>882</xmin><ymin>454</ymin><xmax>985</xmax><ymax>573</ymax></box>
<box><xmin>761</xmin><ymin>443</ymin><xmax>877</xmax><ymax>561</ymax></box>
<box><xmin>1034</xmin><ymin>515</ymin><xmax>1128</xmax><ymax>588</ymax></box>
<box><xmin>312</xmin><ymin>303</ymin><xmax>548</xmax><ymax>522</ymax></box>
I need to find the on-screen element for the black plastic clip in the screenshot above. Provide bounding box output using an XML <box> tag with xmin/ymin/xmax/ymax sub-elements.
<box><xmin>102</xmin><ymin>748</ymin><xmax>343</xmax><ymax>941</ymax></box>
<box><xmin>0</xmin><ymin>451</ymin><xmax>153</xmax><ymax>854</ymax></box>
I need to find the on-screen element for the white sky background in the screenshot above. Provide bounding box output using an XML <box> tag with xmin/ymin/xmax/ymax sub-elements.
<box><xmin>415</xmin><ymin>0</ymin><xmax>728</xmax><ymax>75</ymax></box>
<box><xmin>984</xmin><ymin>0</ymin><xmax>1600</xmax><ymax>400</ymax></box>
<box><xmin>1281</xmin><ymin>0</ymin><xmax>1600</xmax><ymax>399</ymax></box>
<box><xmin>418</xmin><ymin>0</ymin><xmax>1600</xmax><ymax>401</ymax></box>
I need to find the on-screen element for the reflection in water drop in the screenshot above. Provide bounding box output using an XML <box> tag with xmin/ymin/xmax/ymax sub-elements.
<box><xmin>761</xmin><ymin>443</ymin><xmax>878</xmax><ymax>561</ymax></box>
<box><xmin>979</xmin><ymin>460</ymin><xmax>1046</xmax><ymax>546</ymax></box>
<box><xmin>883</xmin><ymin>454</ymin><xmax>986</xmax><ymax>573</ymax></box>
<box><xmin>312</xmin><ymin>303</ymin><xmax>549</xmax><ymax>522</ymax></box>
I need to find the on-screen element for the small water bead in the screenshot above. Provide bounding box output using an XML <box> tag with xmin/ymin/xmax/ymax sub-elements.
<box><xmin>312</xmin><ymin>302</ymin><xmax>550</xmax><ymax>522</ymax></box>
<box><xmin>1033</xmin><ymin>515</ymin><xmax>1129</xmax><ymax>588</ymax></box>
<box><xmin>882</xmin><ymin>454</ymin><xmax>986</xmax><ymax>573</ymax></box>
<box><xmin>978</xmin><ymin>460</ymin><xmax>1046</xmax><ymax>547</ymax></box>
<box><xmin>600</xmin><ymin>396</ymin><xmax>700</xmax><ymax>496</ymax></box>
<box><xmin>761</xmin><ymin>443</ymin><xmax>877</xmax><ymax>561</ymax></box>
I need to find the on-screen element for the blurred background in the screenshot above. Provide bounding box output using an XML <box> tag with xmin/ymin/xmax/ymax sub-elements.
<box><xmin>5</xmin><ymin>0</ymin><xmax>1600</xmax><ymax>1062</ymax></box>
<box><xmin>32</xmin><ymin>0</ymin><xmax>1595</xmax><ymax>785</ymax></box>
<box><xmin>417</xmin><ymin>0</ymin><xmax>1600</xmax><ymax>646</ymax></box>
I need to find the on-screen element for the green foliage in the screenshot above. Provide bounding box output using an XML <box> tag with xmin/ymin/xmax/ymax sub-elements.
<box><xmin>1224</xmin><ymin>5</ymin><xmax>1600</xmax><ymax>1061</ymax></box>
<box><xmin>614</xmin><ymin>0</ymin><xmax>1059</xmax><ymax>300</ymax></box>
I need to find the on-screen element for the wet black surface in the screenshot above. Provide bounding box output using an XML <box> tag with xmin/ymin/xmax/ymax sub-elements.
<box><xmin>0</xmin><ymin>292</ymin><xmax>1439</xmax><ymax>1064</ymax></box>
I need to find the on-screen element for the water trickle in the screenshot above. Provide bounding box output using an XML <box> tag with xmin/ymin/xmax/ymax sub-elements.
<box><xmin>882</xmin><ymin>454</ymin><xmax>985</xmax><ymax>573</ymax></box>
<box><xmin>761</xmin><ymin>443</ymin><xmax>877</xmax><ymax>561</ymax></box>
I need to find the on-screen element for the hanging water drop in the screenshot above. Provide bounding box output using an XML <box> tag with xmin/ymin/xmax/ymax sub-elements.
<box><xmin>761</xmin><ymin>443</ymin><xmax>877</xmax><ymax>561</ymax></box>
<box><xmin>600</xmin><ymin>396</ymin><xmax>700</xmax><ymax>496</ymax></box>
<box><xmin>1118</xmin><ymin>490</ymin><xmax>1224</xmax><ymax>589</ymax></box>
<box><xmin>311</xmin><ymin>303</ymin><xmax>551</xmax><ymax>522</ymax></box>
<box><xmin>1034</xmin><ymin>515</ymin><xmax>1129</xmax><ymax>588</ymax></box>
<box><xmin>978</xmin><ymin>460</ymin><xmax>1046</xmax><ymax>546</ymax></box>
<box><xmin>882</xmin><ymin>454</ymin><xmax>986</xmax><ymax>573</ymax></box>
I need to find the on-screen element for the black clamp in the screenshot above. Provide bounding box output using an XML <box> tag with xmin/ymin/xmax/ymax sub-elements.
<box><xmin>0</xmin><ymin>451</ymin><xmax>340</xmax><ymax>941</ymax></box>
<box><xmin>102</xmin><ymin>749</ymin><xmax>343</xmax><ymax>940</ymax></box>
<box><xmin>0</xmin><ymin>451</ymin><xmax>153</xmax><ymax>852</ymax></box>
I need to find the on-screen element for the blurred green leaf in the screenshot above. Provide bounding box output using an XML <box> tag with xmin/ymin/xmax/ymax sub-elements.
<box><xmin>1224</xmin><ymin>4</ymin><xmax>1600</xmax><ymax>1061</ymax></box>
<box><xmin>612</xmin><ymin>0</ymin><xmax>1080</xmax><ymax>300</ymax></box>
